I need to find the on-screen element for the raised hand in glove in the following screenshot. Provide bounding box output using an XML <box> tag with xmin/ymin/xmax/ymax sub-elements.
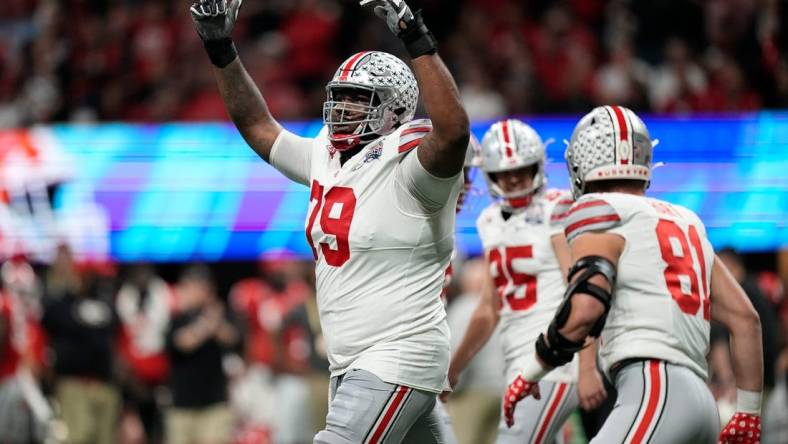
<box><xmin>359</xmin><ymin>0</ymin><xmax>437</xmax><ymax>58</ymax></box>
<box><xmin>190</xmin><ymin>0</ymin><xmax>243</xmax><ymax>67</ymax></box>
<box><xmin>718</xmin><ymin>412</ymin><xmax>761</xmax><ymax>444</ymax></box>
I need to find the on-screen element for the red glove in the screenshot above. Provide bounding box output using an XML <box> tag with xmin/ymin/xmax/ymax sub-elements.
<box><xmin>718</xmin><ymin>412</ymin><xmax>761</xmax><ymax>444</ymax></box>
<box><xmin>502</xmin><ymin>374</ymin><xmax>540</xmax><ymax>428</ymax></box>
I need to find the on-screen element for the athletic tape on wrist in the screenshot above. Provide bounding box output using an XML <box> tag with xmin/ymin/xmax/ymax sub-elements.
<box><xmin>399</xmin><ymin>10</ymin><xmax>437</xmax><ymax>58</ymax></box>
<box><xmin>518</xmin><ymin>354</ymin><xmax>549</xmax><ymax>382</ymax></box>
<box><xmin>736</xmin><ymin>389</ymin><xmax>762</xmax><ymax>415</ymax></box>
<box><xmin>204</xmin><ymin>38</ymin><xmax>238</xmax><ymax>68</ymax></box>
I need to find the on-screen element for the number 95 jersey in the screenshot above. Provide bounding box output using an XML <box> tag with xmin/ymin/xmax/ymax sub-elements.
<box><xmin>268</xmin><ymin>120</ymin><xmax>463</xmax><ymax>393</ymax></box>
<box><xmin>476</xmin><ymin>189</ymin><xmax>578</xmax><ymax>383</ymax></box>
<box><xmin>564</xmin><ymin>193</ymin><xmax>714</xmax><ymax>380</ymax></box>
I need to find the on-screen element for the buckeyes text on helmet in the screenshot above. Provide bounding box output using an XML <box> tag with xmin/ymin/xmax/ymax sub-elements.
<box><xmin>480</xmin><ymin>119</ymin><xmax>547</xmax><ymax>211</ymax></box>
<box><xmin>564</xmin><ymin>105</ymin><xmax>654</xmax><ymax>199</ymax></box>
<box><xmin>323</xmin><ymin>51</ymin><xmax>419</xmax><ymax>151</ymax></box>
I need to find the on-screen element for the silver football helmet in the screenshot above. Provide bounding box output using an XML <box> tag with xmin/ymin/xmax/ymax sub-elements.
<box><xmin>323</xmin><ymin>51</ymin><xmax>419</xmax><ymax>151</ymax></box>
<box><xmin>480</xmin><ymin>119</ymin><xmax>546</xmax><ymax>211</ymax></box>
<box><xmin>457</xmin><ymin>134</ymin><xmax>482</xmax><ymax>212</ymax></box>
<box><xmin>465</xmin><ymin>133</ymin><xmax>482</xmax><ymax>168</ymax></box>
<box><xmin>564</xmin><ymin>105</ymin><xmax>653</xmax><ymax>199</ymax></box>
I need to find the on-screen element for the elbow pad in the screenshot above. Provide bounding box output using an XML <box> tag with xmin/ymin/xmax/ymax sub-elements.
<box><xmin>557</xmin><ymin>255</ymin><xmax>616</xmax><ymax>337</ymax></box>
<box><xmin>535</xmin><ymin>256</ymin><xmax>617</xmax><ymax>368</ymax></box>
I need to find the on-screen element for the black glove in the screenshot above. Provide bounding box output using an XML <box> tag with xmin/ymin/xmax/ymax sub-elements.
<box><xmin>360</xmin><ymin>0</ymin><xmax>437</xmax><ymax>58</ymax></box>
<box><xmin>190</xmin><ymin>0</ymin><xmax>243</xmax><ymax>67</ymax></box>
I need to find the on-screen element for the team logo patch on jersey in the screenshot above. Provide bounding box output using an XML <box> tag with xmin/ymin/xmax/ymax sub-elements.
<box><xmin>522</xmin><ymin>201</ymin><xmax>546</xmax><ymax>225</ymax></box>
<box><xmin>352</xmin><ymin>143</ymin><xmax>383</xmax><ymax>171</ymax></box>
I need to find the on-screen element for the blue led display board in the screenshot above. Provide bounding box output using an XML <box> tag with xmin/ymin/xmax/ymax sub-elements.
<box><xmin>5</xmin><ymin>113</ymin><xmax>783</xmax><ymax>262</ymax></box>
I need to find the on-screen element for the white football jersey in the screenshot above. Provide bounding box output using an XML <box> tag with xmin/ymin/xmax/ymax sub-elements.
<box><xmin>476</xmin><ymin>189</ymin><xmax>578</xmax><ymax>383</ymax></box>
<box><xmin>269</xmin><ymin>119</ymin><xmax>463</xmax><ymax>393</ymax></box>
<box><xmin>565</xmin><ymin>192</ymin><xmax>714</xmax><ymax>379</ymax></box>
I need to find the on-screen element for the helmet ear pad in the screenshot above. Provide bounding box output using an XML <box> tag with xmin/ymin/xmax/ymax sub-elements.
<box><xmin>374</xmin><ymin>104</ymin><xmax>401</xmax><ymax>135</ymax></box>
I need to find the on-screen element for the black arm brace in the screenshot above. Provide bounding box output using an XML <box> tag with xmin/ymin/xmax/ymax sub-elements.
<box><xmin>535</xmin><ymin>255</ymin><xmax>617</xmax><ymax>368</ymax></box>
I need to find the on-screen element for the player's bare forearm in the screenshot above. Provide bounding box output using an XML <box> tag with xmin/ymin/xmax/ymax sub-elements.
<box><xmin>213</xmin><ymin>59</ymin><xmax>282</xmax><ymax>162</ymax></box>
<box><xmin>557</xmin><ymin>295</ymin><xmax>606</xmax><ymax>342</ymax></box>
<box><xmin>710</xmin><ymin>257</ymin><xmax>763</xmax><ymax>392</ymax></box>
<box><xmin>728</xmin><ymin>322</ymin><xmax>763</xmax><ymax>392</ymax></box>
<box><xmin>577</xmin><ymin>340</ymin><xmax>607</xmax><ymax>410</ymax></box>
<box><xmin>411</xmin><ymin>54</ymin><xmax>469</xmax><ymax>178</ymax></box>
<box><xmin>191</xmin><ymin>0</ymin><xmax>279</xmax><ymax>160</ymax></box>
<box><xmin>450</xmin><ymin>302</ymin><xmax>498</xmax><ymax>377</ymax></box>
<box><xmin>359</xmin><ymin>0</ymin><xmax>467</xmax><ymax>176</ymax></box>
<box><xmin>578</xmin><ymin>340</ymin><xmax>598</xmax><ymax>372</ymax></box>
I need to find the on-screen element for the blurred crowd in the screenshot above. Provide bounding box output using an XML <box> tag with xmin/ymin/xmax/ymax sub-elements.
<box><xmin>0</xmin><ymin>246</ymin><xmax>329</xmax><ymax>444</ymax></box>
<box><xmin>1</xmin><ymin>243</ymin><xmax>788</xmax><ymax>443</ymax></box>
<box><xmin>1</xmin><ymin>0</ymin><xmax>788</xmax><ymax>127</ymax></box>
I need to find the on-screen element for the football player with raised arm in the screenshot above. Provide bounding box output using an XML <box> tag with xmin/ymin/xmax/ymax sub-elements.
<box><xmin>190</xmin><ymin>0</ymin><xmax>470</xmax><ymax>442</ymax></box>
<box><xmin>502</xmin><ymin>106</ymin><xmax>764</xmax><ymax>444</ymax></box>
<box><xmin>404</xmin><ymin>135</ymin><xmax>483</xmax><ymax>444</ymax></box>
<box><xmin>442</xmin><ymin>119</ymin><xmax>607</xmax><ymax>443</ymax></box>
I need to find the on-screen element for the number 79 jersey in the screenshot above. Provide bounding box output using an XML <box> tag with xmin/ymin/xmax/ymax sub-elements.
<box><xmin>269</xmin><ymin>120</ymin><xmax>463</xmax><ymax>393</ymax></box>
<box><xmin>476</xmin><ymin>189</ymin><xmax>578</xmax><ymax>383</ymax></box>
<box><xmin>564</xmin><ymin>193</ymin><xmax>715</xmax><ymax>380</ymax></box>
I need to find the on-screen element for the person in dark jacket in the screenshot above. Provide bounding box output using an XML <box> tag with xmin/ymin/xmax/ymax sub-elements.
<box><xmin>42</xmin><ymin>250</ymin><xmax>121</xmax><ymax>444</ymax></box>
<box><xmin>164</xmin><ymin>265</ymin><xmax>239</xmax><ymax>444</ymax></box>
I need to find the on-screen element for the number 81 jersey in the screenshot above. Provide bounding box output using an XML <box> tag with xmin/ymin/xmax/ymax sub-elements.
<box><xmin>476</xmin><ymin>189</ymin><xmax>578</xmax><ymax>383</ymax></box>
<box><xmin>564</xmin><ymin>193</ymin><xmax>714</xmax><ymax>380</ymax></box>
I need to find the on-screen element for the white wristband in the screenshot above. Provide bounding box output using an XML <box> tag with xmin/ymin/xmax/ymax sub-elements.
<box><xmin>736</xmin><ymin>389</ymin><xmax>762</xmax><ymax>415</ymax></box>
<box><xmin>519</xmin><ymin>354</ymin><xmax>550</xmax><ymax>381</ymax></box>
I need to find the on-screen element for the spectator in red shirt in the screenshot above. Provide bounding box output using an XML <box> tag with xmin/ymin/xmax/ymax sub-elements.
<box><xmin>230</xmin><ymin>256</ymin><xmax>322</xmax><ymax>443</ymax></box>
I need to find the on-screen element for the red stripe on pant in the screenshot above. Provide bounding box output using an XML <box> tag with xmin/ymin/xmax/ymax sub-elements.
<box><xmin>629</xmin><ymin>361</ymin><xmax>663</xmax><ymax>444</ymax></box>
<box><xmin>368</xmin><ymin>386</ymin><xmax>410</xmax><ymax>444</ymax></box>
<box><xmin>532</xmin><ymin>382</ymin><xmax>568</xmax><ymax>444</ymax></box>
